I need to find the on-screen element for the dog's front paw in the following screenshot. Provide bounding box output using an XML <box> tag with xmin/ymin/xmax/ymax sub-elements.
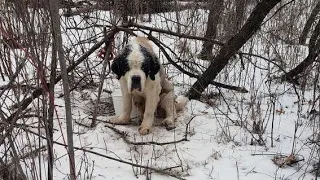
<box><xmin>138</xmin><ymin>126</ymin><xmax>151</xmax><ymax>135</ymax></box>
<box><xmin>162</xmin><ymin>117</ymin><xmax>175</xmax><ymax>130</ymax></box>
<box><xmin>111</xmin><ymin>115</ymin><xmax>131</xmax><ymax>124</ymax></box>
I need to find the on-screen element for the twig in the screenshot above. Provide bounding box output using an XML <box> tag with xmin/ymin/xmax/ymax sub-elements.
<box><xmin>236</xmin><ymin>161</ymin><xmax>240</xmax><ymax>180</ymax></box>
<box><xmin>0</xmin><ymin>28</ymin><xmax>120</xmax><ymax>153</ymax></box>
<box><xmin>91</xmin><ymin>28</ymin><xmax>114</xmax><ymax>127</ymax></box>
<box><xmin>251</xmin><ymin>153</ymin><xmax>287</xmax><ymax>156</ymax></box>
<box><xmin>104</xmin><ymin>124</ymin><xmax>188</xmax><ymax>146</ymax></box>
<box><xmin>6</xmin><ymin>28</ymin><xmax>119</xmax><ymax>124</ymax></box>
<box><xmin>8</xmin><ymin>136</ymin><xmax>27</xmax><ymax>180</ymax></box>
<box><xmin>127</xmin><ymin>22</ymin><xmax>224</xmax><ymax>46</ymax></box>
<box><xmin>184</xmin><ymin>115</ymin><xmax>197</xmax><ymax>140</ymax></box>
<box><xmin>261</xmin><ymin>0</ymin><xmax>296</xmax><ymax>26</ymax></box>
<box><xmin>19</xmin><ymin>146</ymin><xmax>47</xmax><ymax>160</ymax></box>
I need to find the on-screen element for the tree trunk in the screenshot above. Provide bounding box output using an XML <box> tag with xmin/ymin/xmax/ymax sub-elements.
<box><xmin>299</xmin><ymin>1</ymin><xmax>320</xmax><ymax>45</ymax></box>
<box><xmin>46</xmin><ymin>28</ymin><xmax>57</xmax><ymax>180</ymax></box>
<box><xmin>198</xmin><ymin>0</ymin><xmax>223</xmax><ymax>60</ymax></box>
<box><xmin>48</xmin><ymin>0</ymin><xmax>76</xmax><ymax>179</ymax></box>
<box><xmin>281</xmin><ymin>18</ymin><xmax>320</xmax><ymax>83</ymax></box>
<box><xmin>188</xmin><ymin>0</ymin><xmax>282</xmax><ymax>100</ymax></box>
<box><xmin>235</xmin><ymin>0</ymin><xmax>247</xmax><ymax>33</ymax></box>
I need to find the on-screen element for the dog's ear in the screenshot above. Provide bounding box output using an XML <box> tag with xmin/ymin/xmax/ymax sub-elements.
<box><xmin>149</xmin><ymin>56</ymin><xmax>160</xmax><ymax>81</ymax></box>
<box><xmin>111</xmin><ymin>57</ymin><xmax>122</xmax><ymax>80</ymax></box>
<box><xmin>140</xmin><ymin>46</ymin><xmax>160</xmax><ymax>81</ymax></box>
<box><xmin>111</xmin><ymin>46</ymin><xmax>131</xmax><ymax>79</ymax></box>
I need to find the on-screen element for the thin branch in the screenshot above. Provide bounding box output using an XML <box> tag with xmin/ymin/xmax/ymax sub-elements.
<box><xmin>6</xmin><ymin>28</ymin><xmax>119</xmax><ymax>123</ymax></box>
<box><xmin>127</xmin><ymin>22</ymin><xmax>224</xmax><ymax>46</ymax></box>
<box><xmin>91</xmin><ymin>28</ymin><xmax>114</xmax><ymax>127</ymax></box>
<box><xmin>145</xmin><ymin>33</ymin><xmax>249</xmax><ymax>93</ymax></box>
<box><xmin>104</xmin><ymin>124</ymin><xmax>188</xmax><ymax>146</ymax></box>
<box><xmin>261</xmin><ymin>0</ymin><xmax>295</xmax><ymax>26</ymax></box>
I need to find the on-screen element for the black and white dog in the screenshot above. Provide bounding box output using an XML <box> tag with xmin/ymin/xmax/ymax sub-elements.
<box><xmin>111</xmin><ymin>37</ymin><xmax>187</xmax><ymax>135</ymax></box>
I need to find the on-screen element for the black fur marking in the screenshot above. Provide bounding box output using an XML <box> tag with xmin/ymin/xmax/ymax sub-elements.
<box><xmin>111</xmin><ymin>45</ymin><xmax>131</xmax><ymax>79</ymax></box>
<box><xmin>140</xmin><ymin>45</ymin><xmax>160</xmax><ymax>81</ymax></box>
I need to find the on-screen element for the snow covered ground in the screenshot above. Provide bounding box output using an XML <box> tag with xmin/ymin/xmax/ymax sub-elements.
<box><xmin>42</xmin><ymin>82</ymin><xmax>317</xmax><ymax>180</ymax></box>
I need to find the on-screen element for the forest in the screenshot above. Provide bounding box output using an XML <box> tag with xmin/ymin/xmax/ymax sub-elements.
<box><xmin>0</xmin><ymin>0</ymin><xmax>320</xmax><ymax>179</ymax></box>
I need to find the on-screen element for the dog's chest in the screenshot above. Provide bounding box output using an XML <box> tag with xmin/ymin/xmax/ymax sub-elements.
<box><xmin>131</xmin><ymin>90</ymin><xmax>145</xmax><ymax>97</ymax></box>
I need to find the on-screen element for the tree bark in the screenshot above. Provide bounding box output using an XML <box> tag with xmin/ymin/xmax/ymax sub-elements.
<box><xmin>199</xmin><ymin>0</ymin><xmax>223</xmax><ymax>60</ymax></box>
<box><xmin>299</xmin><ymin>1</ymin><xmax>320</xmax><ymax>45</ymax></box>
<box><xmin>188</xmin><ymin>0</ymin><xmax>282</xmax><ymax>100</ymax></box>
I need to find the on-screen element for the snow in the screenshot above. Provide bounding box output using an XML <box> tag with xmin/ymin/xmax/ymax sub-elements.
<box><xmin>1</xmin><ymin>6</ymin><xmax>319</xmax><ymax>180</ymax></box>
<box><xmin>27</xmin><ymin>88</ymin><xmax>315</xmax><ymax>179</ymax></box>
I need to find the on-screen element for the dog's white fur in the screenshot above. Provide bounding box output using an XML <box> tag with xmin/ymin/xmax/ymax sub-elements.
<box><xmin>112</xmin><ymin>37</ymin><xmax>187</xmax><ymax>135</ymax></box>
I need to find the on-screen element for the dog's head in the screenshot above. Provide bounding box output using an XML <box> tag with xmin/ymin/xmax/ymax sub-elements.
<box><xmin>111</xmin><ymin>38</ymin><xmax>160</xmax><ymax>93</ymax></box>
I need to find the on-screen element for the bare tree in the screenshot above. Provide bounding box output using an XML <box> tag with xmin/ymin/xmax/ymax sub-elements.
<box><xmin>48</xmin><ymin>0</ymin><xmax>76</xmax><ymax>179</ymax></box>
<box><xmin>188</xmin><ymin>0</ymin><xmax>282</xmax><ymax>99</ymax></box>
<box><xmin>198</xmin><ymin>0</ymin><xmax>224</xmax><ymax>60</ymax></box>
<box><xmin>234</xmin><ymin>0</ymin><xmax>248</xmax><ymax>32</ymax></box>
<box><xmin>299</xmin><ymin>1</ymin><xmax>320</xmax><ymax>44</ymax></box>
<box><xmin>46</xmin><ymin>20</ymin><xmax>57</xmax><ymax>180</ymax></box>
<box><xmin>281</xmin><ymin>17</ymin><xmax>320</xmax><ymax>84</ymax></box>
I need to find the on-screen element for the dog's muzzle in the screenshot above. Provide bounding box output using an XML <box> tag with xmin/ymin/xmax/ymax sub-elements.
<box><xmin>131</xmin><ymin>75</ymin><xmax>141</xmax><ymax>92</ymax></box>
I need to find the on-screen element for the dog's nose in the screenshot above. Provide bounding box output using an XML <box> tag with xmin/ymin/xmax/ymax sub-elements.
<box><xmin>131</xmin><ymin>75</ymin><xmax>142</xmax><ymax>92</ymax></box>
<box><xmin>132</xmin><ymin>75</ymin><xmax>141</xmax><ymax>84</ymax></box>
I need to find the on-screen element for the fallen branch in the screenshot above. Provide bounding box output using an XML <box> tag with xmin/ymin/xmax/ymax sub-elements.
<box><xmin>104</xmin><ymin>124</ymin><xmax>188</xmax><ymax>146</ymax></box>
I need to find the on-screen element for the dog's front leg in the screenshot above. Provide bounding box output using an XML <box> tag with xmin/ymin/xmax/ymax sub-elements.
<box><xmin>117</xmin><ymin>92</ymin><xmax>132</xmax><ymax>123</ymax></box>
<box><xmin>139</xmin><ymin>91</ymin><xmax>160</xmax><ymax>135</ymax></box>
<box><xmin>112</xmin><ymin>79</ymin><xmax>132</xmax><ymax>124</ymax></box>
<box><xmin>159</xmin><ymin>91</ymin><xmax>177</xmax><ymax>130</ymax></box>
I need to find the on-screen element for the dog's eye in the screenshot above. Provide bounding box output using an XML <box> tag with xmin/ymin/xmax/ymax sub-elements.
<box><xmin>141</xmin><ymin>63</ymin><xmax>150</xmax><ymax>76</ymax></box>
